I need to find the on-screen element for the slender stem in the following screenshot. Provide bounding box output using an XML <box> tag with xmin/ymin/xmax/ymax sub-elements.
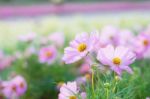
<box><xmin>92</xmin><ymin>69</ymin><xmax>95</xmax><ymax>98</ymax></box>
<box><xmin>113</xmin><ymin>72</ymin><xmax>117</xmax><ymax>93</ymax></box>
<box><xmin>113</xmin><ymin>82</ymin><xmax>116</xmax><ymax>93</ymax></box>
<box><xmin>106</xmin><ymin>88</ymin><xmax>109</xmax><ymax>99</ymax></box>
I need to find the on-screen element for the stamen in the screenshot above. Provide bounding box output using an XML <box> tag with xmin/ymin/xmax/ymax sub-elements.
<box><xmin>143</xmin><ymin>39</ymin><xmax>149</xmax><ymax>46</ymax></box>
<box><xmin>20</xmin><ymin>82</ymin><xmax>24</xmax><ymax>88</ymax></box>
<box><xmin>69</xmin><ymin>96</ymin><xmax>77</xmax><ymax>99</ymax></box>
<box><xmin>113</xmin><ymin>57</ymin><xmax>121</xmax><ymax>65</ymax></box>
<box><xmin>12</xmin><ymin>85</ymin><xmax>17</xmax><ymax>92</ymax></box>
<box><xmin>45</xmin><ymin>51</ymin><xmax>52</xmax><ymax>57</ymax></box>
<box><xmin>77</xmin><ymin>43</ymin><xmax>87</xmax><ymax>52</ymax></box>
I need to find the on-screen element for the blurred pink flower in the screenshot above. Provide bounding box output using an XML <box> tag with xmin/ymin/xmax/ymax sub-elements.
<box><xmin>0</xmin><ymin>51</ymin><xmax>15</xmax><ymax>71</ymax></box>
<box><xmin>59</xmin><ymin>81</ymin><xmax>79</xmax><ymax>99</ymax></box>
<box><xmin>131</xmin><ymin>33</ymin><xmax>150</xmax><ymax>59</ymax></box>
<box><xmin>75</xmin><ymin>74</ymin><xmax>91</xmax><ymax>86</ymax></box>
<box><xmin>1</xmin><ymin>75</ymin><xmax>27</xmax><ymax>98</ymax></box>
<box><xmin>97</xmin><ymin>45</ymin><xmax>136</xmax><ymax>76</ymax></box>
<box><xmin>90</xmin><ymin>31</ymin><xmax>106</xmax><ymax>52</ymax></box>
<box><xmin>75</xmin><ymin>76</ymin><xmax>87</xmax><ymax>86</ymax></box>
<box><xmin>118</xmin><ymin>29</ymin><xmax>134</xmax><ymax>46</ymax></box>
<box><xmin>39</xmin><ymin>46</ymin><xmax>57</xmax><ymax>64</ymax></box>
<box><xmin>100</xmin><ymin>25</ymin><xmax>120</xmax><ymax>46</ymax></box>
<box><xmin>81</xmin><ymin>92</ymin><xmax>86</xmax><ymax>99</ymax></box>
<box><xmin>79</xmin><ymin>63</ymin><xmax>90</xmax><ymax>74</ymax></box>
<box><xmin>62</xmin><ymin>33</ymin><xmax>94</xmax><ymax>64</ymax></box>
<box><xmin>18</xmin><ymin>32</ymin><xmax>36</xmax><ymax>42</ymax></box>
<box><xmin>48</xmin><ymin>32</ymin><xmax>65</xmax><ymax>47</ymax></box>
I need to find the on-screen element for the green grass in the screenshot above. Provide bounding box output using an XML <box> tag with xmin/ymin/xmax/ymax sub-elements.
<box><xmin>84</xmin><ymin>60</ymin><xmax>150</xmax><ymax>99</ymax></box>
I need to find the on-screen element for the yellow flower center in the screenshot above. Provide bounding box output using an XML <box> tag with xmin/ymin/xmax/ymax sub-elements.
<box><xmin>113</xmin><ymin>57</ymin><xmax>121</xmax><ymax>65</ymax></box>
<box><xmin>77</xmin><ymin>43</ymin><xmax>87</xmax><ymax>52</ymax></box>
<box><xmin>45</xmin><ymin>51</ymin><xmax>52</xmax><ymax>57</ymax></box>
<box><xmin>69</xmin><ymin>96</ymin><xmax>77</xmax><ymax>99</ymax></box>
<box><xmin>143</xmin><ymin>39</ymin><xmax>149</xmax><ymax>46</ymax></box>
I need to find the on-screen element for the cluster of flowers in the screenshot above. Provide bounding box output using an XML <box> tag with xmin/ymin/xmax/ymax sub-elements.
<box><xmin>0</xmin><ymin>75</ymin><xmax>27</xmax><ymax>99</ymax></box>
<box><xmin>0</xmin><ymin>25</ymin><xmax>149</xmax><ymax>99</ymax></box>
<box><xmin>0</xmin><ymin>32</ymin><xmax>65</xmax><ymax>98</ymax></box>
<box><xmin>17</xmin><ymin>32</ymin><xmax>65</xmax><ymax>64</ymax></box>
<box><xmin>59</xmin><ymin>25</ymin><xmax>150</xmax><ymax>99</ymax></box>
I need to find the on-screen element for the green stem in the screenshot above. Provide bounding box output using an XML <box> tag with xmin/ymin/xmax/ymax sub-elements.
<box><xmin>113</xmin><ymin>72</ymin><xmax>117</xmax><ymax>93</ymax></box>
<box><xmin>92</xmin><ymin>69</ymin><xmax>95</xmax><ymax>98</ymax></box>
<box><xmin>106</xmin><ymin>88</ymin><xmax>109</xmax><ymax>99</ymax></box>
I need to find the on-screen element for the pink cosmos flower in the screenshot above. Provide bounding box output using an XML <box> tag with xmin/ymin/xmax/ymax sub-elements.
<box><xmin>39</xmin><ymin>46</ymin><xmax>57</xmax><ymax>64</ymax></box>
<box><xmin>59</xmin><ymin>81</ymin><xmax>79</xmax><ymax>99</ymax></box>
<box><xmin>62</xmin><ymin>33</ymin><xmax>94</xmax><ymax>64</ymax></box>
<box><xmin>48</xmin><ymin>32</ymin><xmax>65</xmax><ymax>47</ymax></box>
<box><xmin>81</xmin><ymin>92</ymin><xmax>86</xmax><ymax>99</ymax></box>
<box><xmin>75</xmin><ymin>76</ymin><xmax>87</xmax><ymax>86</ymax></box>
<box><xmin>79</xmin><ymin>63</ymin><xmax>91</xmax><ymax>74</ymax></box>
<box><xmin>131</xmin><ymin>33</ymin><xmax>150</xmax><ymax>59</ymax></box>
<box><xmin>97</xmin><ymin>45</ymin><xmax>136</xmax><ymax>76</ymax></box>
<box><xmin>90</xmin><ymin>31</ymin><xmax>106</xmax><ymax>52</ymax></box>
<box><xmin>75</xmin><ymin>74</ymin><xmax>91</xmax><ymax>86</ymax></box>
<box><xmin>0</xmin><ymin>51</ymin><xmax>15</xmax><ymax>71</ymax></box>
<box><xmin>118</xmin><ymin>29</ymin><xmax>134</xmax><ymax>46</ymax></box>
<box><xmin>18</xmin><ymin>32</ymin><xmax>36</xmax><ymax>42</ymax></box>
<box><xmin>1</xmin><ymin>75</ymin><xmax>27</xmax><ymax>98</ymax></box>
<box><xmin>100</xmin><ymin>25</ymin><xmax>120</xmax><ymax>46</ymax></box>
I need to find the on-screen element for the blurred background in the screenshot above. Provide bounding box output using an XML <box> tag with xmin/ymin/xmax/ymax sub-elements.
<box><xmin>0</xmin><ymin>0</ymin><xmax>150</xmax><ymax>47</ymax></box>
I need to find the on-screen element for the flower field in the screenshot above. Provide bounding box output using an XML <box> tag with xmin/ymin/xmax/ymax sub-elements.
<box><xmin>0</xmin><ymin>14</ymin><xmax>150</xmax><ymax>99</ymax></box>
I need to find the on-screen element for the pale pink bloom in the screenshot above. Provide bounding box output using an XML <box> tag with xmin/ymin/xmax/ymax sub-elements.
<box><xmin>18</xmin><ymin>32</ymin><xmax>36</xmax><ymax>42</ymax></box>
<box><xmin>131</xmin><ymin>33</ymin><xmax>150</xmax><ymax>59</ymax></box>
<box><xmin>0</xmin><ymin>57</ymin><xmax>13</xmax><ymax>71</ymax></box>
<box><xmin>39</xmin><ymin>46</ymin><xmax>57</xmax><ymax>64</ymax></box>
<box><xmin>118</xmin><ymin>29</ymin><xmax>134</xmax><ymax>46</ymax></box>
<box><xmin>79</xmin><ymin>63</ymin><xmax>90</xmax><ymax>74</ymax></box>
<box><xmin>48</xmin><ymin>32</ymin><xmax>65</xmax><ymax>47</ymax></box>
<box><xmin>144</xmin><ymin>48</ymin><xmax>150</xmax><ymax>59</ymax></box>
<box><xmin>97</xmin><ymin>45</ymin><xmax>136</xmax><ymax>76</ymax></box>
<box><xmin>75</xmin><ymin>76</ymin><xmax>87</xmax><ymax>86</ymax></box>
<box><xmin>90</xmin><ymin>31</ymin><xmax>106</xmax><ymax>52</ymax></box>
<box><xmin>81</xmin><ymin>92</ymin><xmax>86</xmax><ymax>99</ymax></box>
<box><xmin>75</xmin><ymin>74</ymin><xmax>91</xmax><ymax>86</ymax></box>
<box><xmin>0</xmin><ymin>53</ymin><xmax>14</xmax><ymax>71</ymax></box>
<box><xmin>1</xmin><ymin>75</ymin><xmax>27</xmax><ymax>98</ymax></box>
<box><xmin>100</xmin><ymin>25</ymin><xmax>120</xmax><ymax>46</ymax></box>
<box><xmin>59</xmin><ymin>81</ymin><xmax>79</xmax><ymax>99</ymax></box>
<box><xmin>62</xmin><ymin>33</ymin><xmax>94</xmax><ymax>64</ymax></box>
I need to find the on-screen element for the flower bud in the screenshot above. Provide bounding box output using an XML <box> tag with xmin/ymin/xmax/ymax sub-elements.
<box><xmin>104</xmin><ymin>83</ymin><xmax>110</xmax><ymax>89</ymax></box>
